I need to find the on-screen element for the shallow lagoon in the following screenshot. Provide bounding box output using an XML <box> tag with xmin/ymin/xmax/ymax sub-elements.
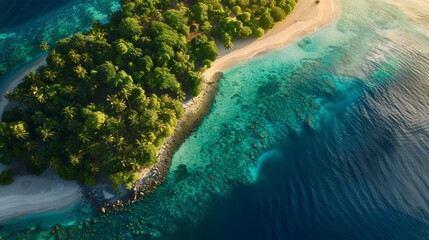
<box><xmin>0</xmin><ymin>0</ymin><xmax>120</xmax><ymax>78</ymax></box>
<box><xmin>2</xmin><ymin>0</ymin><xmax>429</xmax><ymax>239</ymax></box>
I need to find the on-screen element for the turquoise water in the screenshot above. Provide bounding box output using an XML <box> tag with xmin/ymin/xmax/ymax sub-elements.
<box><xmin>0</xmin><ymin>0</ymin><xmax>120</xmax><ymax>78</ymax></box>
<box><xmin>2</xmin><ymin>0</ymin><xmax>429</xmax><ymax>239</ymax></box>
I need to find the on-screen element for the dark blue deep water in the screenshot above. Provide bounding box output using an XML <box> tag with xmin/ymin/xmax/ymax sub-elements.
<box><xmin>185</xmin><ymin>70</ymin><xmax>429</xmax><ymax>240</ymax></box>
<box><xmin>0</xmin><ymin>0</ymin><xmax>68</xmax><ymax>30</ymax></box>
<box><xmin>1</xmin><ymin>0</ymin><xmax>429</xmax><ymax>239</ymax></box>
<box><xmin>168</xmin><ymin>1</ymin><xmax>429</xmax><ymax>239</ymax></box>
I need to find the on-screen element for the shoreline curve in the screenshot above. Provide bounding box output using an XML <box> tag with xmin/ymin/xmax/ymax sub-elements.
<box><xmin>0</xmin><ymin>0</ymin><xmax>341</xmax><ymax>216</ymax></box>
<box><xmin>0</xmin><ymin>55</ymin><xmax>47</xmax><ymax>121</ymax></box>
<box><xmin>122</xmin><ymin>0</ymin><xmax>341</xmax><ymax>208</ymax></box>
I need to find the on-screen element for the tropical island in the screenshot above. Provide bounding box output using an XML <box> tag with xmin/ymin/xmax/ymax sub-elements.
<box><xmin>0</xmin><ymin>0</ymin><xmax>338</xmax><ymax>222</ymax></box>
<box><xmin>0</xmin><ymin>0</ymin><xmax>298</xmax><ymax>187</ymax></box>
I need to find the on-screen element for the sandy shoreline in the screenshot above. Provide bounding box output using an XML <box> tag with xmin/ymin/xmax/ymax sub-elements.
<box><xmin>0</xmin><ymin>0</ymin><xmax>341</xmax><ymax>217</ymax></box>
<box><xmin>169</xmin><ymin>0</ymin><xmax>340</xmax><ymax>171</ymax></box>
<box><xmin>204</xmin><ymin>0</ymin><xmax>340</xmax><ymax>81</ymax></box>
<box><xmin>0</xmin><ymin>56</ymin><xmax>83</xmax><ymax>223</ymax></box>
<box><xmin>122</xmin><ymin>0</ymin><xmax>341</xmax><ymax>207</ymax></box>
<box><xmin>181</xmin><ymin>0</ymin><xmax>340</xmax><ymax>141</ymax></box>
<box><xmin>0</xmin><ymin>55</ymin><xmax>47</xmax><ymax>121</ymax></box>
<box><xmin>0</xmin><ymin>169</ymin><xmax>81</xmax><ymax>223</ymax></box>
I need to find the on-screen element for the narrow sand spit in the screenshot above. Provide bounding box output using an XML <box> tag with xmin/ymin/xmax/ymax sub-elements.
<box><xmin>0</xmin><ymin>169</ymin><xmax>81</xmax><ymax>223</ymax></box>
<box><xmin>203</xmin><ymin>0</ymin><xmax>341</xmax><ymax>82</ymax></box>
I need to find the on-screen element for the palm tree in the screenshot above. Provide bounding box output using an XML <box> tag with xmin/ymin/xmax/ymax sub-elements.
<box><xmin>133</xmin><ymin>88</ymin><xmax>147</xmax><ymax>105</ymax></box>
<box><xmin>74</xmin><ymin>65</ymin><xmax>87</xmax><ymax>79</ymax></box>
<box><xmin>30</xmin><ymin>85</ymin><xmax>40</xmax><ymax>96</ymax></box>
<box><xmin>11</xmin><ymin>122</ymin><xmax>29</xmax><ymax>140</ymax></box>
<box><xmin>115</xmin><ymin>136</ymin><xmax>127</xmax><ymax>150</ymax></box>
<box><xmin>52</xmin><ymin>54</ymin><xmax>65</xmax><ymax>68</ymax></box>
<box><xmin>81</xmin><ymin>53</ymin><xmax>92</xmax><ymax>64</ymax></box>
<box><xmin>88</xmin><ymin>163</ymin><xmax>100</xmax><ymax>174</ymax></box>
<box><xmin>36</xmin><ymin>93</ymin><xmax>46</xmax><ymax>103</ymax></box>
<box><xmin>107</xmin><ymin>95</ymin><xmax>127</xmax><ymax>112</ymax></box>
<box><xmin>116</xmin><ymin>99</ymin><xmax>127</xmax><ymax>112</ymax></box>
<box><xmin>62</xmin><ymin>85</ymin><xmax>76</xmax><ymax>98</ymax></box>
<box><xmin>102</xmin><ymin>134</ymin><xmax>115</xmax><ymax>143</ymax></box>
<box><xmin>30</xmin><ymin>85</ymin><xmax>45</xmax><ymax>103</ymax></box>
<box><xmin>224</xmin><ymin>41</ymin><xmax>233</xmax><ymax>50</ymax></box>
<box><xmin>62</xmin><ymin>106</ymin><xmax>76</xmax><ymax>119</ymax></box>
<box><xmin>43</xmin><ymin>69</ymin><xmax>57</xmax><ymax>82</ymax></box>
<box><xmin>69</xmin><ymin>153</ymin><xmax>81</xmax><ymax>166</ymax></box>
<box><xmin>128</xmin><ymin>112</ymin><xmax>138</xmax><ymax>125</ymax></box>
<box><xmin>50</xmin><ymin>50</ymin><xmax>64</xmax><ymax>64</ymax></box>
<box><xmin>90</xmin><ymin>30</ymin><xmax>106</xmax><ymax>41</ymax></box>
<box><xmin>121</xmin><ymin>88</ymin><xmax>132</xmax><ymax>107</ymax></box>
<box><xmin>129</xmin><ymin>159</ymin><xmax>140</xmax><ymax>170</ymax></box>
<box><xmin>38</xmin><ymin>126</ymin><xmax>55</xmax><ymax>142</ymax></box>
<box><xmin>68</xmin><ymin>49</ymin><xmax>81</xmax><ymax>64</ymax></box>
<box><xmin>23</xmin><ymin>71</ymin><xmax>37</xmax><ymax>83</ymax></box>
<box><xmin>119</xmin><ymin>158</ymin><xmax>128</xmax><ymax>168</ymax></box>
<box><xmin>135</xmin><ymin>138</ymin><xmax>146</xmax><ymax>150</ymax></box>
<box><xmin>74</xmin><ymin>33</ymin><xmax>86</xmax><ymax>49</ymax></box>
<box><xmin>39</xmin><ymin>42</ymin><xmax>49</xmax><ymax>52</ymax></box>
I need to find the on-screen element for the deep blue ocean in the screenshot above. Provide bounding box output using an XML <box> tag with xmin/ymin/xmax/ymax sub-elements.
<box><xmin>182</xmin><ymin>71</ymin><xmax>429</xmax><ymax>240</ymax></box>
<box><xmin>0</xmin><ymin>0</ymin><xmax>67</xmax><ymax>30</ymax></box>
<box><xmin>1</xmin><ymin>0</ymin><xmax>429</xmax><ymax>239</ymax></box>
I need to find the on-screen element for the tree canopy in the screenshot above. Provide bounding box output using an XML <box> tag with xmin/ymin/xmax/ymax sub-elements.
<box><xmin>0</xmin><ymin>0</ymin><xmax>297</xmax><ymax>188</ymax></box>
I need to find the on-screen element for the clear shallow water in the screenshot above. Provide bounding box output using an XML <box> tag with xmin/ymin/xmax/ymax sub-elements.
<box><xmin>2</xmin><ymin>0</ymin><xmax>429</xmax><ymax>238</ymax></box>
<box><xmin>0</xmin><ymin>0</ymin><xmax>120</xmax><ymax>78</ymax></box>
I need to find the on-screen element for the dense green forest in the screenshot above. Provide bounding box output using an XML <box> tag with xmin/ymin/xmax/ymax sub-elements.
<box><xmin>0</xmin><ymin>0</ymin><xmax>297</xmax><ymax>187</ymax></box>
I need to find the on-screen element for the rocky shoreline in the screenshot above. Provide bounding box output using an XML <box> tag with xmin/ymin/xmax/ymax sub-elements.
<box><xmin>83</xmin><ymin>0</ymin><xmax>340</xmax><ymax>212</ymax></box>
<box><xmin>86</xmin><ymin>72</ymin><xmax>223</xmax><ymax>213</ymax></box>
<box><xmin>0</xmin><ymin>0</ymin><xmax>339</xmax><ymax>219</ymax></box>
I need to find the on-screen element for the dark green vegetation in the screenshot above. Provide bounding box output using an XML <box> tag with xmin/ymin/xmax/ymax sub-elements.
<box><xmin>0</xmin><ymin>169</ymin><xmax>13</xmax><ymax>185</ymax></box>
<box><xmin>0</xmin><ymin>0</ymin><xmax>297</xmax><ymax>188</ymax></box>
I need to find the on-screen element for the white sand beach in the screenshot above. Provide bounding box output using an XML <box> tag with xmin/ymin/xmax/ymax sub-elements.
<box><xmin>0</xmin><ymin>169</ymin><xmax>81</xmax><ymax>223</ymax></box>
<box><xmin>0</xmin><ymin>56</ymin><xmax>82</xmax><ymax>223</ymax></box>
<box><xmin>0</xmin><ymin>0</ymin><xmax>340</xmax><ymax>223</ymax></box>
<box><xmin>184</xmin><ymin>0</ymin><xmax>340</xmax><ymax>119</ymax></box>
<box><xmin>204</xmin><ymin>0</ymin><xmax>340</xmax><ymax>81</ymax></box>
<box><xmin>152</xmin><ymin>0</ymin><xmax>341</xmax><ymax>204</ymax></box>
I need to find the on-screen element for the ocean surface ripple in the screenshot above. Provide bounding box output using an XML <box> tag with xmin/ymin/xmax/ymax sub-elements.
<box><xmin>172</xmin><ymin>0</ymin><xmax>429</xmax><ymax>239</ymax></box>
<box><xmin>189</xmin><ymin>47</ymin><xmax>429</xmax><ymax>240</ymax></box>
<box><xmin>1</xmin><ymin>0</ymin><xmax>429</xmax><ymax>239</ymax></box>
